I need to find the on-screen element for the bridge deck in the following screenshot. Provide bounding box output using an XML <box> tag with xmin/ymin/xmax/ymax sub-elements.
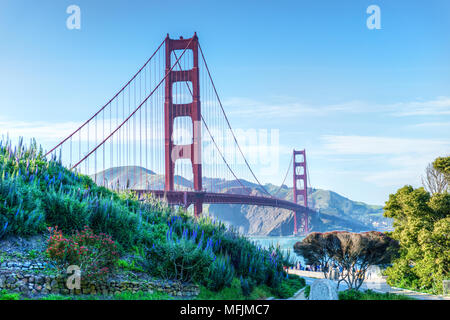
<box><xmin>133</xmin><ymin>190</ymin><xmax>306</xmax><ymax>212</ymax></box>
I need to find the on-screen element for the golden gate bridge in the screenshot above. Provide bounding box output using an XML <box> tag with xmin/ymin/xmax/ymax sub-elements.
<box><xmin>45</xmin><ymin>33</ymin><xmax>311</xmax><ymax>235</ymax></box>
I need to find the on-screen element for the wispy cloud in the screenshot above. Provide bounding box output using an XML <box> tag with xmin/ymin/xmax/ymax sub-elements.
<box><xmin>410</xmin><ymin>121</ymin><xmax>450</xmax><ymax>128</ymax></box>
<box><xmin>320</xmin><ymin>135</ymin><xmax>450</xmax><ymax>155</ymax></box>
<box><xmin>223</xmin><ymin>97</ymin><xmax>368</xmax><ymax>118</ymax></box>
<box><xmin>318</xmin><ymin>134</ymin><xmax>450</xmax><ymax>188</ymax></box>
<box><xmin>222</xmin><ymin>96</ymin><xmax>450</xmax><ymax>119</ymax></box>
<box><xmin>392</xmin><ymin>96</ymin><xmax>450</xmax><ymax>116</ymax></box>
<box><xmin>0</xmin><ymin>118</ymin><xmax>81</xmax><ymax>143</ymax></box>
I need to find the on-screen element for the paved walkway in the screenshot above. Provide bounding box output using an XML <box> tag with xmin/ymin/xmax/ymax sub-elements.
<box><xmin>287</xmin><ymin>269</ymin><xmax>450</xmax><ymax>300</ymax></box>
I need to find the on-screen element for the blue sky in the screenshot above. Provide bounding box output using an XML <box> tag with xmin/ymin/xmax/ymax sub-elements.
<box><xmin>0</xmin><ymin>0</ymin><xmax>449</xmax><ymax>205</ymax></box>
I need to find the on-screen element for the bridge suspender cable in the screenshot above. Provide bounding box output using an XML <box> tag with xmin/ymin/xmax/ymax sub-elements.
<box><xmin>45</xmin><ymin>38</ymin><xmax>166</xmax><ymax>157</ymax></box>
<box><xmin>70</xmin><ymin>38</ymin><xmax>194</xmax><ymax>170</ymax></box>
<box><xmin>171</xmin><ymin>51</ymin><xmax>253</xmax><ymax>195</ymax></box>
<box><xmin>198</xmin><ymin>44</ymin><xmax>273</xmax><ymax>198</ymax></box>
<box><xmin>272</xmin><ymin>153</ymin><xmax>293</xmax><ymax>197</ymax></box>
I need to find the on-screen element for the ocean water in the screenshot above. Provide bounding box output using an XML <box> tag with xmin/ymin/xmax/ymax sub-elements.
<box><xmin>247</xmin><ymin>236</ymin><xmax>305</xmax><ymax>264</ymax></box>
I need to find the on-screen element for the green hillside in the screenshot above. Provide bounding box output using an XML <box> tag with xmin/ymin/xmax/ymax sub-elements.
<box><xmin>0</xmin><ymin>138</ymin><xmax>304</xmax><ymax>299</ymax></box>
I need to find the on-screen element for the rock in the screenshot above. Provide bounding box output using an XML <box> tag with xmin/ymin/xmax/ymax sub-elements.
<box><xmin>309</xmin><ymin>279</ymin><xmax>338</xmax><ymax>300</ymax></box>
<box><xmin>6</xmin><ymin>275</ymin><xmax>16</xmax><ymax>284</ymax></box>
<box><xmin>19</xmin><ymin>285</ymin><xmax>29</xmax><ymax>294</ymax></box>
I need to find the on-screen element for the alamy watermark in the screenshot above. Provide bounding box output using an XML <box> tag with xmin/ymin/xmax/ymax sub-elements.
<box><xmin>66</xmin><ymin>265</ymin><xmax>81</xmax><ymax>290</ymax></box>
<box><xmin>171</xmin><ymin>121</ymin><xmax>281</xmax><ymax>176</ymax></box>
<box><xmin>66</xmin><ymin>5</ymin><xmax>81</xmax><ymax>30</ymax></box>
<box><xmin>366</xmin><ymin>5</ymin><xmax>381</xmax><ymax>30</ymax></box>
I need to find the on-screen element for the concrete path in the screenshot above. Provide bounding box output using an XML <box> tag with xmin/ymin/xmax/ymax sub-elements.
<box><xmin>288</xmin><ymin>287</ymin><xmax>307</xmax><ymax>300</ymax></box>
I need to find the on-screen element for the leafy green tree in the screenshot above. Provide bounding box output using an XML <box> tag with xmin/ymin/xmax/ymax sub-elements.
<box><xmin>433</xmin><ymin>156</ymin><xmax>450</xmax><ymax>181</ymax></box>
<box><xmin>383</xmin><ymin>183</ymin><xmax>450</xmax><ymax>294</ymax></box>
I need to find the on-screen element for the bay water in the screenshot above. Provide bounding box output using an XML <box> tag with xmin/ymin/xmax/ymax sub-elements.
<box><xmin>247</xmin><ymin>235</ymin><xmax>305</xmax><ymax>264</ymax></box>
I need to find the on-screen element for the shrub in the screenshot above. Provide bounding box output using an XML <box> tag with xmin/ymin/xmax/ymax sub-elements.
<box><xmin>240</xmin><ymin>276</ymin><xmax>256</xmax><ymax>297</ymax></box>
<box><xmin>0</xmin><ymin>177</ymin><xmax>44</xmax><ymax>238</ymax></box>
<box><xmin>271</xmin><ymin>274</ymin><xmax>305</xmax><ymax>298</ymax></box>
<box><xmin>116</xmin><ymin>258</ymin><xmax>144</xmax><ymax>272</ymax></box>
<box><xmin>144</xmin><ymin>235</ymin><xmax>215</xmax><ymax>283</ymax></box>
<box><xmin>41</xmin><ymin>189</ymin><xmax>89</xmax><ymax>233</ymax></box>
<box><xmin>204</xmin><ymin>255</ymin><xmax>235</xmax><ymax>291</ymax></box>
<box><xmin>46</xmin><ymin>226</ymin><xmax>119</xmax><ymax>281</ymax></box>
<box><xmin>88</xmin><ymin>197</ymin><xmax>139</xmax><ymax>250</ymax></box>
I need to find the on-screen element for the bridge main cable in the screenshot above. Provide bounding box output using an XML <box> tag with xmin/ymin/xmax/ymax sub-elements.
<box><xmin>70</xmin><ymin>37</ymin><xmax>194</xmax><ymax>170</ymax></box>
<box><xmin>45</xmin><ymin>38</ymin><xmax>166</xmax><ymax>157</ymax></box>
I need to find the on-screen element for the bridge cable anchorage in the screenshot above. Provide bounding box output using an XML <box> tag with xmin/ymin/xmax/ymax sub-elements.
<box><xmin>272</xmin><ymin>153</ymin><xmax>293</xmax><ymax>197</ymax></box>
<box><xmin>45</xmin><ymin>38</ymin><xmax>166</xmax><ymax>157</ymax></box>
<box><xmin>171</xmin><ymin>51</ymin><xmax>253</xmax><ymax>195</ymax></box>
<box><xmin>70</xmin><ymin>37</ymin><xmax>194</xmax><ymax>170</ymax></box>
<box><xmin>198</xmin><ymin>44</ymin><xmax>273</xmax><ymax>198</ymax></box>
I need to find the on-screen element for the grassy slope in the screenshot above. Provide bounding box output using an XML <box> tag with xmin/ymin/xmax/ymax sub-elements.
<box><xmin>0</xmin><ymin>138</ymin><xmax>302</xmax><ymax>300</ymax></box>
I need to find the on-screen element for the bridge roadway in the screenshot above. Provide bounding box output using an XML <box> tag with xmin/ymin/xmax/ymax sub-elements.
<box><xmin>133</xmin><ymin>190</ymin><xmax>307</xmax><ymax>213</ymax></box>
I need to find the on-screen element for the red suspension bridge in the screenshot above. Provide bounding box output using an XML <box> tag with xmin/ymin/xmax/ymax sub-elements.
<box><xmin>46</xmin><ymin>33</ymin><xmax>312</xmax><ymax>235</ymax></box>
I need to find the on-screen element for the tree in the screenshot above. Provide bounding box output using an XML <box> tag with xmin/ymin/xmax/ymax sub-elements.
<box><xmin>294</xmin><ymin>231</ymin><xmax>398</xmax><ymax>290</ymax></box>
<box><xmin>383</xmin><ymin>184</ymin><xmax>450</xmax><ymax>294</ymax></box>
<box><xmin>433</xmin><ymin>156</ymin><xmax>450</xmax><ymax>182</ymax></box>
<box><xmin>422</xmin><ymin>163</ymin><xmax>448</xmax><ymax>194</ymax></box>
<box><xmin>293</xmin><ymin>232</ymin><xmax>333</xmax><ymax>276</ymax></box>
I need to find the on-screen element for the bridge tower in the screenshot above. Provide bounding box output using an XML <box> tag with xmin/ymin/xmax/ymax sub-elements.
<box><xmin>293</xmin><ymin>149</ymin><xmax>308</xmax><ymax>234</ymax></box>
<box><xmin>164</xmin><ymin>33</ymin><xmax>203</xmax><ymax>216</ymax></box>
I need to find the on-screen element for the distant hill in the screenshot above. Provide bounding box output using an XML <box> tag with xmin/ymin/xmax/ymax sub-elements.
<box><xmin>92</xmin><ymin>166</ymin><xmax>392</xmax><ymax>235</ymax></box>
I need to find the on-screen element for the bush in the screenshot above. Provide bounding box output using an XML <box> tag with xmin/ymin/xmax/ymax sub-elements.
<box><xmin>144</xmin><ymin>236</ymin><xmax>215</xmax><ymax>283</ymax></box>
<box><xmin>88</xmin><ymin>197</ymin><xmax>140</xmax><ymax>250</ymax></box>
<box><xmin>204</xmin><ymin>255</ymin><xmax>235</xmax><ymax>291</ymax></box>
<box><xmin>271</xmin><ymin>274</ymin><xmax>306</xmax><ymax>299</ymax></box>
<box><xmin>46</xmin><ymin>226</ymin><xmax>119</xmax><ymax>281</ymax></box>
<box><xmin>0</xmin><ymin>177</ymin><xmax>45</xmax><ymax>238</ymax></box>
<box><xmin>41</xmin><ymin>189</ymin><xmax>89</xmax><ymax>233</ymax></box>
<box><xmin>240</xmin><ymin>276</ymin><xmax>256</xmax><ymax>297</ymax></box>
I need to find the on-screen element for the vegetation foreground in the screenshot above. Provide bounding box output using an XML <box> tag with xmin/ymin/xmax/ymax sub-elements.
<box><xmin>0</xmin><ymin>138</ymin><xmax>304</xmax><ymax>300</ymax></box>
<box><xmin>1</xmin><ymin>138</ymin><xmax>446</xmax><ymax>300</ymax></box>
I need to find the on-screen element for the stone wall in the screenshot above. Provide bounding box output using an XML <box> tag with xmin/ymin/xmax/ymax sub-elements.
<box><xmin>0</xmin><ymin>268</ymin><xmax>199</xmax><ymax>298</ymax></box>
<box><xmin>0</xmin><ymin>260</ymin><xmax>47</xmax><ymax>272</ymax></box>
